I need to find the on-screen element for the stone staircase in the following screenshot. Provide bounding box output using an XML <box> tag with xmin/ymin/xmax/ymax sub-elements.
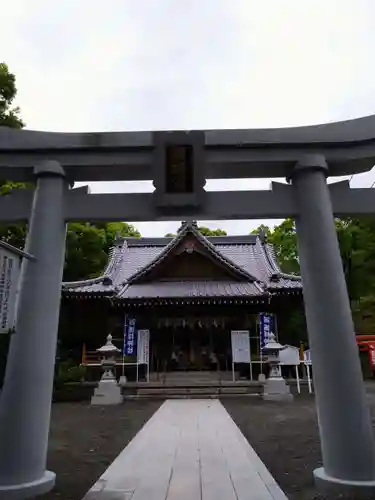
<box><xmin>122</xmin><ymin>371</ymin><xmax>262</xmax><ymax>399</ymax></box>
<box><xmin>155</xmin><ymin>370</ymin><xmax>233</xmax><ymax>384</ymax></box>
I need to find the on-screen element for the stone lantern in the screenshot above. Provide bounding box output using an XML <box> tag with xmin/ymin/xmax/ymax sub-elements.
<box><xmin>262</xmin><ymin>333</ymin><xmax>293</xmax><ymax>401</ymax></box>
<box><xmin>97</xmin><ymin>334</ymin><xmax>120</xmax><ymax>380</ymax></box>
<box><xmin>91</xmin><ymin>334</ymin><xmax>123</xmax><ymax>405</ymax></box>
<box><xmin>263</xmin><ymin>333</ymin><xmax>284</xmax><ymax>378</ymax></box>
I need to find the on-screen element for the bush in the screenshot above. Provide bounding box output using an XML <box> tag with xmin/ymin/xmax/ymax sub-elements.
<box><xmin>54</xmin><ymin>359</ymin><xmax>87</xmax><ymax>390</ymax></box>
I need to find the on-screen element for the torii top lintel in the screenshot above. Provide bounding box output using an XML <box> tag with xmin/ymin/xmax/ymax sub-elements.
<box><xmin>1</xmin><ymin>114</ymin><xmax>375</xmax><ymax>182</ymax></box>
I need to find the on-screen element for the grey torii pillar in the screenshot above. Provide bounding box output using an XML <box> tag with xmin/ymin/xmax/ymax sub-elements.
<box><xmin>290</xmin><ymin>155</ymin><xmax>375</xmax><ymax>496</ymax></box>
<box><xmin>0</xmin><ymin>161</ymin><xmax>67</xmax><ymax>499</ymax></box>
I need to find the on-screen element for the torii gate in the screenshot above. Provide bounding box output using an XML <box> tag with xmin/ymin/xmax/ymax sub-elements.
<box><xmin>1</xmin><ymin>116</ymin><xmax>375</xmax><ymax>498</ymax></box>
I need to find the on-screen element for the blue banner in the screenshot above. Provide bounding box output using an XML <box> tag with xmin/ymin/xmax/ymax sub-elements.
<box><xmin>259</xmin><ymin>313</ymin><xmax>274</xmax><ymax>350</ymax></box>
<box><xmin>123</xmin><ymin>316</ymin><xmax>137</xmax><ymax>356</ymax></box>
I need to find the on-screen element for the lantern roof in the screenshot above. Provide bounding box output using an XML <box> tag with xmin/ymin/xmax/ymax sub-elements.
<box><xmin>97</xmin><ymin>334</ymin><xmax>120</xmax><ymax>353</ymax></box>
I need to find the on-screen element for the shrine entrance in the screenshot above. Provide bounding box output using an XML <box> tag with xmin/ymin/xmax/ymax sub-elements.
<box><xmin>171</xmin><ymin>328</ymin><xmax>229</xmax><ymax>371</ymax></box>
<box><xmin>133</xmin><ymin>308</ymin><xmax>257</xmax><ymax>375</ymax></box>
<box><xmin>148</xmin><ymin>325</ymin><xmax>232</xmax><ymax>373</ymax></box>
<box><xmin>2</xmin><ymin>118</ymin><xmax>375</xmax><ymax>497</ymax></box>
<box><xmin>172</xmin><ymin>329</ymin><xmax>210</xmax><ymax>370</ymax></box>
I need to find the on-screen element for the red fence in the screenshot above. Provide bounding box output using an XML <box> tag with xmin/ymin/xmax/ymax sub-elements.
<box><xmin>356</xmin><ymin>335</ymin><xmax>375</xmax><ymax>370</ymax></box>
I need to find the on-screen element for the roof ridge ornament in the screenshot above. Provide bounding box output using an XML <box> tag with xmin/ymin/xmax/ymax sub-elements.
<box><xmin>178</xmin><ymin>220</ymin><xmax>198</xmax><ymax>233</ymax></box>
<box><xmin>258</xmin><ymin>228</ymin><xmax>268</xmax><ymax>244</ymax></box>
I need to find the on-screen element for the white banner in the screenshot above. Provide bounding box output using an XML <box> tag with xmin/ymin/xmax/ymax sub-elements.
<box><xmin>304</xmin><ymin>349</ymin><xmax>312</xmax><ymax>365</ymax></box>
<box><xmin>231</xmin><ymin>330</ymin><xmax>251</xmax><ymax>363</ymax></box>
<box><xmin>0</xmin><ymin>248</ymin><xmax>20</xmax><ymax>334</ymax></box>
<box><xmin>137</xmin><ymin>329</ymin><xmax>150</xmax><ymax>365</ymax></box>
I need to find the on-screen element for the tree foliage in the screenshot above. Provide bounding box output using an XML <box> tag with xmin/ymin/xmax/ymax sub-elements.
<box><xmin>63</xmin><ymin>222</ymin><xmax>141</xmax><ymax>282</ymax></box>
<box><xmin>94</xmin><ymin>221</ymin><xmax>141</xmax><ymax>255</ymax></box>
<box><xmin>0</xmin><ymin>63</ymin><xmax>24</xmax><ymax>129</ymax></box>
<box><xmin>253</xmin><ymin>220</ymin><xmax>300</xmax><ymax>275</ymax></box>
<box><xmin>0</xmin><ymin>65</ymin><xmax>30</xmax><ymax>270</ymax></box>
<box><xmin>253</xmin><ymin>217</ymin><xmax>375</xmax><ymax>333</ymax></box>
<box><xmin>198</xmin><ymin>226</ymin><xmax>227</xmax><ymax>236</ymax></box>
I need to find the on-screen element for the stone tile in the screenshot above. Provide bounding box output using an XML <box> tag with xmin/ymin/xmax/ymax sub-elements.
<box><xmin>166</xmin><ymin>408</ymin><xmax>201</xmax><ymax>500</ymax></box>
<box><xmin>82</xmin><ymin>399</ymin><xmax>288</xmax><ymax>500</ymax></box>
<box><xmin>82</xmin><ymin>491</ymin><xmax>133</xmax><ymax>500</ymax></box>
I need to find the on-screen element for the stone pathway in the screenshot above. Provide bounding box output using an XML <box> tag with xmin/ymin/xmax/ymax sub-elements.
<box><xmin>82</xmin><ymin>400</ymin><xmax>288</xmax><ymax>500</ymax></box>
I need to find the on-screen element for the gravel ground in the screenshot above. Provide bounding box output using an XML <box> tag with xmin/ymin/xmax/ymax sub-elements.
<box><xmin>224</xmin><ymin>382</ymin><xmax>375</xmax><ymax>500</ymax></box>
<box><xmin>38</xmin><ymin>400</ymin><xmax>162</xmax><ymax>500</ymax></box>
<box><xmin>31</xmin><ymin>383</ymin><xmax>375</xmax><ymax>500</ymax></box>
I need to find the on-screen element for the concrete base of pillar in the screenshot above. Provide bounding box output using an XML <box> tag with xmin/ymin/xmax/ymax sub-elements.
<box><xmin>262</xmin><ymin>377</ymin><xmax>294</xmax><ymax>402</ymax></box>
<box><xmin>118</xmin><ymin>375</ymin><xmax>127</xmax><ymax>386</ymax></box>
<box><xmin>314</xmin><ymin>467</ymin><xmax>375</xmax><ymax>498</ymax></box>
<box><xmin>0</xmin><ymin>470</ymin><xmax>55</xmax><ymax>500</ymax></box>
<box><xmin>91</xmin><ymin>380</ymin><xmax>123</xmax><ymax>406</ymax></box>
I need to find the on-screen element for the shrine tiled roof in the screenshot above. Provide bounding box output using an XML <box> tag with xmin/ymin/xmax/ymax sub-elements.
<box><xmin>62</xmin><ymin>221</ymin><xmax>302</xmax><ymax>298</ymax></box>
<box><xmin>125</xmin><ymin>221</ymin><xmax>259</xmax><ymax>283</ymax></box>
<box><xmin>117</xmin><ymin>281</ymin><xmax>263</xmax><ymax>300</ymax></box>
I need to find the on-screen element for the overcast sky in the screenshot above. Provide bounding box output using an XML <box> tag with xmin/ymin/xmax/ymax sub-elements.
<box><xmin>2</xmin><ymin>0</ymin><xmax>375</xmax><ymax>236</ymax></box>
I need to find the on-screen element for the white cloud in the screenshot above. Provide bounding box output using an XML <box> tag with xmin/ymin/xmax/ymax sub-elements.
<box><xmin>2</xmin><ymin>0</ymin><xmax>375</xmax><ymax>236</ymax></box>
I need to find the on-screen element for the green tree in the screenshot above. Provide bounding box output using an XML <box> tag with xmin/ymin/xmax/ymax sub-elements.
<box><xmin>63</xmin><ymin>222</ymin><xmax>141</xmax><ymax>281</ymax></box>
<box><xmin>0</xmin><ymin>181</ymin><xmax>31</xmax><ymax>250</ymax></box>
<box><xmin>336</xmin><ymin>218</ymin><xmax>375</xmax><ymax>302</ymax></box>
<box><xmin>268</xmin><ymin>219</ymin><xmax>299</xmax><ymax>274</ymax></box>
<box><xmin>0</xmin><ymin>64</ymin><xmax>25</xmax><ymax>385</ymax></box>
<box><xmin>0</xmin><ymin>63</ymin><xmax>24</xmax><ymax>129</ymax></box>
<box><xmin>198</xmin><ymin>226</ymin><xmax>227</xmax><ymax>236</ymax></box>
<box><xmin>252</xmin><ymin>219</ymin><xmax>299</xmax><ymax>274</ymax></box>
<box><xmin>64</xmin><ymin>223</ymin><xmax>107</xmax><ymax>281</ymax></box>
<box><xmin>335</xmin><ymin>217</ymin><xmax>375</xmax><ymax>333</ymax></box>
<box><xmin>94</xmin><ymin>222</ymin><xmax>140</xmax><ymax>255</ymax></box>
<box><xmin>250</xmin><ymin>224</ymin><xmax>271</xmax><ymax>237</ymax></box>
<box><xmin>253</xmin><ymin>217</ymin><xmax>375</xmax><ymax>334</ymax></box>
<box><xmin>0</xmin><ymin>64</ymin><xmax>29</xmax><ymax>252</ymax></box>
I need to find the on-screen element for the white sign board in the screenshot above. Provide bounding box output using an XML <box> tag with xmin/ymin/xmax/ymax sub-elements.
<box><xmin>304</xmin><ymin>349</ymin><xmax>312</xmax><ymax>364</ymax></box>
<box><xmin>137</xmin><ymin>329</ymin><xmax>150</xmax><ymax>365</ymax></box>
<box><xmin>231</xmin><ymin>330</ymin><xmax>251</xmax><ymax>363</ymax></box>
<box><xmin>279</xmin><ymin>345</ymin><xmax>300</xmax><ymax>366</ymax></box>
<box><xmin>0</xmin><ymin>248</ymin><xmax>20</xmax><ymax>333</ymax></box>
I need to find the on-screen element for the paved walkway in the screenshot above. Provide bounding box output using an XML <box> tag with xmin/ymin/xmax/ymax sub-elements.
<box><xmin>83</xmin><ymin>400</ymin><xmax>288</xmax><ymax>500</ymax></box>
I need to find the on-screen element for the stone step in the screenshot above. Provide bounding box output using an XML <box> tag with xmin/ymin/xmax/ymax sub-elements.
<box><xmin>220</xmin><ymin>386</ymin><xmax>251</xmax><ymax>394</ymax></box>
<box><xmin>136</xmin><ymin>385</ymin><xmax>260</xmax><ymax>397</ymax></box>
<box><xmin>138</xmin><ymin>387</ymin><xmax>220</xmax><ymax>396</ymax></box>
<box><xmin>123</xmin><ymin>393</ymin><xmax>261</xmax><ymax>400</ymax></box>
<box><xmin>155</xmin><ymin>371</ymin><xmax>235</xmax><ymax>381</ymax></box>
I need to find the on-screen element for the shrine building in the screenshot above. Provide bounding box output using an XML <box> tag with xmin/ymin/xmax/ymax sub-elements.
<box><xmin>60</xmin><ymin>221</ymin><xmax>303</xmax><ymax>377</ymax></box>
